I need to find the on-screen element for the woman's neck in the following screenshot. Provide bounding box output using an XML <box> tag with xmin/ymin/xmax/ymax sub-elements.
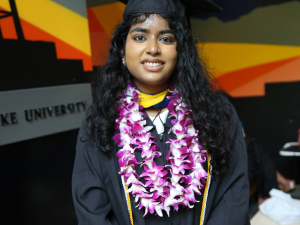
<box><xmin>134</xmin><ymin>79</ymin><xmax>170</xmax><ymax>95</ymax></box>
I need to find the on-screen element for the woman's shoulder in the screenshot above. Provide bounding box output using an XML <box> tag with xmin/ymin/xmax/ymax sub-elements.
<box><xmin>221</xmin><ymin>97</ymin><xmax>246</xmax><ymax>158</ymax></box>
<box><xmin>78</xmin><ymin>104</ymin><xmax>96</xmax><ymax>136</ymax></box>
<box><xmin>83</xmin><ymin>103</ymin><xmax>105</xmax><ymax>129</ymax></box>
<box><xmin>77</xmin><ymin>104</ymin><xmax>106</xmax><ymax>155</ymax></box>
<box><xmin>85</xmin><ymin>103</ymin><xmax>102</xmax><ymax>118</ymax></box>
<box><xmin>223</xmin><ymin>96</ymin><xmax>239</xmax><ymax>122</ymax></box>
<box><xmin>220</xmin><ymin>96</ymin><xmax>241</xmax><ymax>137</ymax></box>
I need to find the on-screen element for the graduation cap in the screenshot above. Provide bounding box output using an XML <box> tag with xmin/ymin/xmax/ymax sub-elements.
<box><xmin>119</xmin><ymin>0</ymin><xmax>222</xmax><ymax>19</ymax></box>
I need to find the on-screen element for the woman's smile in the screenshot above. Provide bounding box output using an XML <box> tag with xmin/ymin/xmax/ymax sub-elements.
<box><xmin>141</xmin><ymin>58</ymin><xmax>165</xmax><ymax>71</ymax></box>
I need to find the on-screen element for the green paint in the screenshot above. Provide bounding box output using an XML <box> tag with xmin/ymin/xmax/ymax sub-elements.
<box><xmin>191</xmin><ymin>1</ymin><xmax>300</xmax><ymax>47</ymax></box>
<box><xmin>86</xmin><ymin>0</ymin><xmax>117</xmax><ymax>7</ymax></box>
<box><xmin>51</xmin><ymin>0</ymin><xmax>87</xmax><ymax>17</ymax></box>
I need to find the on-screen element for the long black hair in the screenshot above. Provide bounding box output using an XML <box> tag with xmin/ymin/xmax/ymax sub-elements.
<box><xmin>88</xmin><ymin>13</ymin><xmax>232</xmax><ymax>175</ymax></box>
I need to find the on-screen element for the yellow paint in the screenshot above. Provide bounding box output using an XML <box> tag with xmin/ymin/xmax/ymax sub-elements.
<box><xmin>201</xmin><ymin>42</ymin><xmax>300</xmax><ymax>77</ymax></box>
<box><xmin>0</xmin><ymin>0</ymin><xmax>91</xmax><ymax>56</ymax></box>
<box><xmin>115</xmin><ymin>1</ymin><xmax>126</xmax><ymax>12</ymax></box>
<box><xmin>91</xmin><ymin>3</ymin><xmax>123</xmax><ymax>36</ymax></box>
<box><xmin>0</xmin><ymin>0</ymin><xmax>10</xmax><ymax>9</ymax></box>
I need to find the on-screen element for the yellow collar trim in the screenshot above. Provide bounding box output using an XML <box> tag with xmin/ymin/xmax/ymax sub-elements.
<box><xmin>138</xmin><ymin>89</ymin><xmax>170</xmax><ymax>108</ymax></box>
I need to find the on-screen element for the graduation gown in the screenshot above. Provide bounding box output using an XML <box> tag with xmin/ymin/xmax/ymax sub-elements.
<box><xmin>72</xmin><ymin>103</ymin><xmax>250</xmax><ymax>225</ymax></box>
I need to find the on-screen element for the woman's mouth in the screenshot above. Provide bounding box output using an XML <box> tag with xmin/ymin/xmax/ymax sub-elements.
<box><xmin>141</xmin><ymin>59</ymin><xmax>165</xmax><ymax>71</ymax></box>
<box><xmin>143</xmin><ymin>62</ymin><xmax>163</xmax><ymax>67</ymax></box>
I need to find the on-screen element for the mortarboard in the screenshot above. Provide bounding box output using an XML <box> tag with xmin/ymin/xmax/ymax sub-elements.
<box><xmin>119</xmin><ymin>0</ymin><xmax>222</xmax><ymax>19</ymax></box>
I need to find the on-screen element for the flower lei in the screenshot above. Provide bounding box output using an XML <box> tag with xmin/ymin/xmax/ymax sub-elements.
<box><xmin>114</xmin><ymin>82</ymin><xmax>208</xmax><ymax>217</ymax></box>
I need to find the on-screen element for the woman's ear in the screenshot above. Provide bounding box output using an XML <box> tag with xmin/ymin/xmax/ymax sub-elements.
<box><xmin>120</xmin><ymin>48</ymin><xmax>125</xmax><ymax>58</ymax></box>
<box><xmin>120</xmin><ymin>48</ymin><xmax>126</xmax><ymax>66</ymax></box>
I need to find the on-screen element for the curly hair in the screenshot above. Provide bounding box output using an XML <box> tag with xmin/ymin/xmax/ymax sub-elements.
<box><xmin>88</xmin><ymin>13</ymin><xmax>232</xmax><ymax>175</ymax></box>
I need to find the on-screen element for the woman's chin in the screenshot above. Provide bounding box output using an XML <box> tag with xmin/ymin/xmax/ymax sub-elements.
<box><xmin>135</xmin><ymin>77</ymin><xmax>170</xmax><ymax>86</ymax></box>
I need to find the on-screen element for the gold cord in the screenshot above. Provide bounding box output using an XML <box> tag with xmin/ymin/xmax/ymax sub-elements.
<box><xmin>123</xmin><ymin>167</ymin><xmax>134</xmax><ymax>225</ymax></box>
<box><xmin>200</xmin><ymin>152</ymin><xmax>211</xmax><ymax>225</ymax></box>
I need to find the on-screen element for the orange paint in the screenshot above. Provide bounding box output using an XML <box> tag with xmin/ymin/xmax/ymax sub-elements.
<box><xmin>87</xmin><ymin>8</ymin><xmax>110</xmax><ymax>66</ymax></box>
<box><xmin>0</xmin><ymin>7</ymin><xmax>17</xmax><ymax>39</ymax></box>
<box><xmin>230</xmin><ymin>56</ymin><xmax>300</xmax><ymax>97</ymax></box>
<box><xmin>90</xmin><ymin>31</ymin><xmax>110</xmax><ymax>66</ymax></box>
<box><xmin>20</xmin><ymin>19</ymin><xmax>92</xmax><ymax>71</ymax></box>
<box><xmin>0</xmin><ymin>6</ymin><xmax>92</xmax><ymax>71</ymax></box>
<box><xmin>91</xmin><ymin>4</ymin><xmax>123</xmax><ymax>35</ymax></box>
<box><xmin>87</xmin><ymin>8</ymin><xmax>105</xmax><ymax>32</ymax></box>
<box><xmin>217</xmin><ymin>56</ymin><xmax>298</xmax><ymax>93</ymax></box>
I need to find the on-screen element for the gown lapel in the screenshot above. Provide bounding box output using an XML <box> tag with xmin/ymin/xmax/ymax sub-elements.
<box><xmin>132</xmin><ymin>111</ymin><xmax>165</xmax><ymax>180</ymax></box>
<box><xmin>105</xmin><ymin>129</ymin><xmax>131</xmax><ymax>225</ymax></box>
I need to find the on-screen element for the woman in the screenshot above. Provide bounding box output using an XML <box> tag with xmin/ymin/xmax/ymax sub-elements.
<box><xmin>72</xmin><ymin>0</ymin><xmax>250</xmax><ymax>224</ymax></box>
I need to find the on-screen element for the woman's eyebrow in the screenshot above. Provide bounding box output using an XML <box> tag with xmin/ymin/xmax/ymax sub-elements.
<box><xmin>130</xmin><ymin>27</ymin><xmax>150</xmax><ymax>33</ymax></box>
<box><xmin>159</xmin><ymin>29</ymin><xmax>174</xmax><ymax>35</ymax></box>
<box><xmin>130</xmin><ymin>28</ymin><xmax>174</xmax><ymax>35</ymax></box>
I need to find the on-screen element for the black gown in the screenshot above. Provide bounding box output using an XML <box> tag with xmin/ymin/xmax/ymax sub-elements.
<box><xmin>72</xmin><ymin>102</ymin><xmax>250</xmax><ymax>225</ymax></box>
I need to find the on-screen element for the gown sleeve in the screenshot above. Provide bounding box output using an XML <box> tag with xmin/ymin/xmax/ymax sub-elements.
<box><xmin>72</xmin><ymin>107</ymin><xmax>114</xmax><ymax>225</ymax></box>
<box><xmin>205</xmin><ymin>104</ymin><xmax>250</xmax><ymax>225</ymax></box>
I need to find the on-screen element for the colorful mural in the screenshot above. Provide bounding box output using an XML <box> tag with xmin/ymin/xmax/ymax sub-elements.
<box><xmin>88</xmin><ymin>1</ymin><xmax>300</xmax><ymax>97</ymax></box>
<box><xmin>194</xmin><ymin>1</ymin><xmax>300</xmax><ymax>97</ymax></box>
<box><xmin>0</xmin><ymin>0</ymin><xmax>92</xmax><ymax>71</ymax></box>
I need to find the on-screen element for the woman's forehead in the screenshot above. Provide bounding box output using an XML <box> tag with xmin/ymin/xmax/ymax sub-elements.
<box><xmin>129</xmin><ymin>14</ymin><xmax>171</xmax><ymax>32</ymax></box>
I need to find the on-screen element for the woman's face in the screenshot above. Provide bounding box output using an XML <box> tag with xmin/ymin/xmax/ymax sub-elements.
<box><xmin>124</xmin><ymin>14</ymin><xmax>177</xmax><ymax>93</ymax></box>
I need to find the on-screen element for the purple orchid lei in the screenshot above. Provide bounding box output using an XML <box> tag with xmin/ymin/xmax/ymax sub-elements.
<box><xmin>114</xmin><ymin>82</ymin><xmax>208</xmax><ymax>217</ymax></box>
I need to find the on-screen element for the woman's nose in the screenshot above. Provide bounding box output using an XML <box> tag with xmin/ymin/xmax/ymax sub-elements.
<box><xmin>146</xmin><ymin>38</ymin><xmax>160</xmax><ymax>56</ymax></box>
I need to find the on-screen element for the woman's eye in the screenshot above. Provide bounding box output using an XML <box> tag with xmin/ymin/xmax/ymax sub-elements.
<box><xmin>133</xmin><ymin>35</ymin><xmax>146</xmax><ymax>41</ymax></box>
<box><xmin>160</xmin><ymin>37</ymin><xmax>174</xmax><ymax>43</ymax></box>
